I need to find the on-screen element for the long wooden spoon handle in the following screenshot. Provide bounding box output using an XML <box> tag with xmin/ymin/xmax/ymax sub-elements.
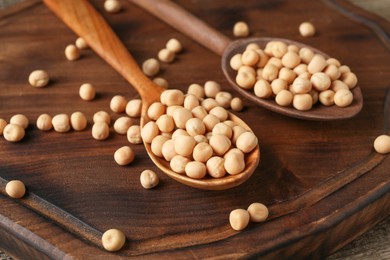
<box><xmin>130</xmin><ymin>0</ymin><xmax>231</xmax><ymax>56</ymax></box>
<box><xmin>43</xmin><ymin>0</ymin><xmax>163</xmax><ymax>100</ymax></box>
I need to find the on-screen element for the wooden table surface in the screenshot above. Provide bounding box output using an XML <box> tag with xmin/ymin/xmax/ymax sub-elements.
<box><xmin>0</xmin><ymin>0</ymin><xmax>390</xmax><ymax>259</ymax></box>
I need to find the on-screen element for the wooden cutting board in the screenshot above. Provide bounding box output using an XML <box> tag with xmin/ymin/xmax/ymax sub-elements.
<box><xmin>0</xmin><ymin>0</ymin><xmax>389</xmax><ymax>258</ymax></box>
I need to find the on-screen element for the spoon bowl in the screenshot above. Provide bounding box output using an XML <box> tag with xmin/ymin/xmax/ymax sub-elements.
<box><xmin>44</xmin><ymin>0</ymin><xmax>260</xmax><ymax>190</ymax></box>
<box><xmin>131</xmin><ymin>0</ymin><xmax>363</xmax><ymax>121</ymax></box>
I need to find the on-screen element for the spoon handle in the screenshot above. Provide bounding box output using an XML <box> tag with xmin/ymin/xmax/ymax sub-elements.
<box><xmin>130</xmin><ymin>0</ymin><xmax>231</xmax><ymax>56</ymax></box>
<box><xmin>44</xmin><ymin>0</ymin><xmax>163</xmax><ymax>101</ymax></box>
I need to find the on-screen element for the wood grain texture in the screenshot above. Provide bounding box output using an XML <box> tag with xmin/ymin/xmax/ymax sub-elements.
<box><xmin>0</xmin><ymin>0</ymin><xmax>389</xmax><ymax>259</ymax></box>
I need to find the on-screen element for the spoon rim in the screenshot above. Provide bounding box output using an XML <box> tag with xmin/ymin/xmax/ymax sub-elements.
<box><xmin>222</xmin><ymin>37</ymin><xmax>363</xmax><ymax>121</ymax></box>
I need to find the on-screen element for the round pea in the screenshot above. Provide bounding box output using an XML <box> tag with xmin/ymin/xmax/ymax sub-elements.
<box><xmin>140</xmin><ymin>169</ymin><xmax>159</xmax><ymax>189</ymax></box>
<box><xmin>373</xmin><ymin>135</ymin><xmax>390</xmax><ymax>154</ymax></box>
<box><xmin>52</xmin><ymin>114</ymin><xmax>71</xmax><ymax>133</ymax></box>
<box><xmin>5</xmin><ymin>180</ymin><xmax>26</xmax><ymax>198</ymax></box>
<box><xmin>229</xmin><ymin>209</ymin><xmax>250</xmax><ymax>231</ymax></box>
<box><xmin>101</xmin><ymin>229</ymin><xmax>125</xmax><ymax>252</ymax></box>
<box><xmin>247</xmin><ymin>202</ymin><xmax>269</xmax><ymax>222</ymax></box>
<box><xmin>114</xmin><ymin>146</ymin><xmax>135</xmax><ymax>165</ymax></box>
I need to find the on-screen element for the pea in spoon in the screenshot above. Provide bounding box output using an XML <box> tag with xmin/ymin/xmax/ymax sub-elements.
<box><xmin>130</xmin><ymin>0</ymin><xmax>363</xmax><ymax>121</ymax></box>
<box><xmin>43</xmin><ymin>0</ymin><xmax>260</xmax><ymax>190</ymax></box>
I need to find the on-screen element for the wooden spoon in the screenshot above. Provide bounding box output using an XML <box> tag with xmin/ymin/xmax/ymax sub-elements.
<box><xmin>130</xmin><ymin>0</ymin><xmax>363</xmax><ymax>121</ymax></box>
<box><xmin>43</xmin><ymin>0</ymin><xmax>260</xmax><ymax>190</ymax></box>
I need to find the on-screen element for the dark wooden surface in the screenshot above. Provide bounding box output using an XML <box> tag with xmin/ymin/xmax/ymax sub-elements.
<box><xmin>0</xmin><ymin>0</ymin><xmax>389</xmax><ymax>259</ymax></box>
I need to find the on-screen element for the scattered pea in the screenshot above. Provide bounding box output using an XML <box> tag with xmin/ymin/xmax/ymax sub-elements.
<box><xmin>104</xmin><ymin>0</ymin><xmax>122</xmax><ymax>13</ymax></box>
<box><xmin>230</xmin><ymin>97</ymin><xmax>244</xmax><ymax>112</ymax></box>
<box><xmin>299</xmin><ymin>22</ymin><xmax>316</xmax><ymax>37</ymax></box>
<box><xmin>125</xmin><ymin>99</ymin><xmax>142</xmax><ymax>117</ymax></box>
<box><xmin>110</xmin><ymin>95</ymin><xmax>127</xmax><ymax>113</ymax></box>
<box><xmin>114</xmin><ymin>146</ymin><xmax>135</xmax><ymax>166</ymax></box>
<box><xmin>158</xmin><ymin>48</ymin><xmax>175</xmax><ymax>63</ymax></box>
<box><xmin>127</xmin><ymin>125</ymin><xmax>142</xmax><ymax>144</ymax></box>
<box><xmin>101</xmin><ymin>229</ymin><xmax>125</xmax><ymax>252</ymax></box>
<box><xmin>75</xmin><ymin>37</ymin><xmax>88</xmax><ymax>49</ymax></box>
<box><xmin>204</xmin><ymin>81</ymin><xmax>221</xmax><ymax>98</ymax></box>
<box><xmin>114</xmin><ymin>116</ymin><xmax>133</xmax><ymax>135</ymax></box>
<box><xmin>65</xmin><ymin>44</ymin><xmax>80</xmax><ymax>61</ymax></box>
<box><xmin>153</xmin><ymin>77</ymin><xmax>169</xmax><ymax>88</ymax></box>
<box><xmin>229</xmin><ymin>209</ymin><xmax>250</xmax><ymax>231</ymax></box>
<box><xmin>247</xmin><ymin>203</ymin><xmax>269</xmax><ymax>222</ymax></box>
<box><xmin>92</xmin><ymin>122</ymin><xmax>110</xmax><ymax>140</ymax></box>
<box><xmin>140</xmin><ymin>169</ymin><xmax>159</xmax><ymax>189</ymax></box>
<box><xmin>3</xmin><ymin>124</ymin><xmax>25</xmax><ymax>142</ymax></box>
<box><xmin>70</xmin><ymin>112</ymin><xmax>87</xmax><ymax>131</ymax></box>
<box><xmin>52</xmin><ymin>114</ymin><xmax>71</xmax><ymax>133</ymax></box>
<box><xmin>79</xmin><ymin>83</ymin><xmax>96</xmax><ymax>101</ymax></box>
<box><xmin>166</xmin><ymin>38</ymin><xmax>182</xmax><ymax>53</ymax></box>
<box><xmin>28</xmin><ymin>70</ymin><xmax>49</xmax><ymax>88</ymax></box>
<box><xmin>142</xmin><ymin>58</ymin><xmax>160</xmax><ymax>76</ymax></box>
<box><xmin>233</xmin><ymin>21</ymin><xmax>249</xmax><ymax>37</ymax></box>
<box><xmin>93</xmin><ymin>111</ymin><xmax>111</xmax><ymax>125</ymax></box>
<box><xmin>10</xmin><ymin>114</ymin><xmax>29</xmax><ymax>129</ymax></box>
<box><xmin>5</xmin><ymin>180</ymin><xmax>26</xmax><ymax>199</ymax></box>
<box><xmin>0</xmin><ymin>118</ymin><xmax>7</xmax><ymax>135</ymax></box>
<box><xmin>141</xmin><ymin>121</ymin><xmax>159</xmax><ymax>143</ymax></box>
<box><xmin>36</xmin><ymin>114</ymin><xmax>52</xmax><ymax>131</ymax></box>
<box><xmin>373</xmin><ymin>135</ymin><xmax>390</xmax><ymax>154</ymax></box>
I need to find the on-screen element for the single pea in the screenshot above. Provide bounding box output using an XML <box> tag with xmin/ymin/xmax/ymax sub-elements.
<box><xmin>203</xmin><ymin>114</ymin><xmax>220</xmax><ymax>132</ymax></box>
<box><xmin>166</xmin><ymin>38</ymin><xmax>182</xmax><ymax>53</ymax></box>
<box><xmin>28</xmin><ymin>70</ymin><xmax>49</xmax><ymax>88</ymax></box>
<box><xmin>327</xmin><ymin>57</ymin><xmax>341</xmax><ymax>67</ymax></box>
<box><xmin>101</xmin><ymin>229</ymin><xmax>125</xmax><ymax>252</ymax></box>
<box><xmin>75</xmin><ymin>37</ymin><xmax>88</xmax><ymax>49</ymax></box>
<box><xmin>151</xmin><ymin>135</ymin><xmax>169</xmax><ymax>157</ymax></box>
<box><xmin>125</xmin><ymin>99</ymin><xmax>142</xmax><ymax>117</ymax></box>
<box><xmin>334</xmin><ymin>89</ymin><xmax>353</xmax><ymax>107</ymax></box>
<box><xmin>110</xmin><ymin>95</ymin><xmax>127</xmax><ymax>113</ymax></box>
<box><xmin>184</xmin><ymin>94</ymin><xmax>200</xmax><ymax>111</ymax></box>
<box><xmin>209</xmin><ymin>134</ymin><xmax>231</xmax><ymax>156</ymax></box>
<box><xmin>233</xmin><ymin>21</ymin><xmax>249</xmax><ymax>37</ymax></box>
<box><xmin>373</xmin><ymin>135</ymin><xmax>390</xmax><ymax>154</ymax></box>
<box><xmin>267</xmin><ymin>57</ymin><xmax>283</xmax><ymax>69</ymax></box>
<box><xmin>212</xmin><ymin>122</ymin><xmax>232</xmax><ymax>139</ymax></box>
<box><xmin>114</xmin><ymin>146</ymin><xmax>135</xmax><ymax>166</ymax></box>
<box><xmin>172</xmin><ymin>128</ymin><xmax>189</xmax><ymax>140</ymax></box>
<box><xmin>230</xmin><ymin>53</ymin><xmax>243</xmax><ymax>70</ymax></box>
<box><xmin>79</xmin><ymin>83</ymin><xmax>96</xmax><ymax>101</ymax></box>
<box><xmin>185</xmin><ymin>161</ymin><xmax>207</xmax><ymax>179</ymax></box>
<box><xmin>153</xmin><ymin>77</ymin><xmax>169</xmax><ymax>88</ymax></box>
<box><xmin>339</xmin><ymin>65</ymin><xmax>351</xmax><ymax>74</ymax></box>
<box><xmin>172</xmin><ymin>107</ymin><xmax>192</xmax><ymax>129</ymax></box>
<box><xmin>288</xmin><ymin>44</ymin><xmax>300</xmax><ymax>53</ymax></box>
<box><xmin>194</xmin><ymin>134</ymin><xmax>208</xmax><ymax>144</ymax></box>
<box><xmin>140</xmin><ymin>169</ymin><xmax>159</xmax><ymax>189</ymax></box>
<box><xmin>324</xmin><ymin>64</ymin><xmax>341</xmax><ymax>81</ymax></box>
<box><xmin>191</xmin><ymin>106</ymin><xmax>208</xmax><ymax>120</ymax></box>
<box><xmin>311</xmin><ymin>72</ymin><xmax>331</xmax><ymax>91</ymax></box>
<box><xmin>142</xmin><ymin>58</ymin><xmax>160</xmax><ymax>76</ymax></box>
<box><xmin>170</xmin><ymin>155</ymin><xmax>191</xmax><ymax>174</ymax></box>
<box><xmin>206</xmin><ymin>156</ymin><xmax>226</xmax><ymax>178</ymax></box>
<box><xmin>232</xmin><ymin>125</ymin><xmax>248</xmax><ymax>145</ymax></box>
<box><xmin>52</xmin><ymin>114</ymin><xmax>71</xmax><ymax>133</ymax></box>
<box><xmin>158</xmin><ymin>48</ymin><xmax>175</xmax><ymax>63</ymax></box>
<box><xmin>92</xmin><ymin>122</ymin><xmax>110</xmax><ymax>140</ymax></box>
<box><xmin>70</xmin><ymin>112</ymin><xmax>87</xmax><ymax>131</ymax></box>
<box><xmin>308</xmin><ymin>54</ymin><xmax>327</xmax><ymax>74</ymax></box>
<box><xmin>174</xmin><ymin>134</ymin><xmax>196</xmax><ymax>157</ymax></box>
<box><xmin>230</xmin><ymin>97</ymin><xmax>244</xmax><ymax>112</ymax></box>
<box><xmin>291</xmin><ymin>77</ymin><xmax>312</xmax><ymax>94</ymax></box>
<box><xmin>293</xmin><ymin>94</ymin><xmax>313</xmax><ymax>111</ymax></box>
<box><xmin>278</xmin><ymin>67</ymin><xmax>297</xmax><ymax>84</ymax></box>
<box><xmin>241</xmin><ymin>49</ymin><xmax>259</xmax><ymax>66</ymax></box>
<box><xmin>147</xmin><ymin>102</ymin><xmax>166</xmax><ymax>121</ymax></box>
<box><xmin>114</xmin><ymin>116</ymin><xmax>133</xmax><ymax>135</ymax></box>
<box><xmin>318</xmin><ymin>90</ymin><xmax>335</xmax><ymax>106</ymax></box>
<box><xmin>299</xmin><ymin>47</ymin><xmax>314</xmax><ymax>64</ymax></box>
<box><xmin>270</xmin><ymin>41</ymin><xmax>288</xmax><ymax>58</ymax></box>
<box><xmin>215</xmin><ymin>91</ymin><xmax>233</xmax><ymax>109</ymax></box>
<box><xmin>247</xmin><ymin>203</ymin><xmax>269</xmax><ymax>222</ymax></box>
<box><xmin>36</xmin><ymin>114</ymin><xmax>52</xmax><ymax>131</ymax></box>
<box><xmin>229</xmin><ymin>209</ymin><xmax>250</xmax><ymax>231</ymax></box>
<box><xmin>141</xmin><ymin>121</ymin><xmax>159</xmax><ymax>143</ymax></box>
<box><xmin>187</xmin><ymin>83</ymin><xmax>205</xmax><ymax>99</ymax></box>
<box><xmin>271</xmin><ymin>78</ymin><xmax>288</xmax><ymax>95</ymax></box>
<box><xmin>156</xmin><ymin>114</ymin><xmax>174</xmax><ymax>133</ymax></box>
<box><xmin>299</xmin><ymin>22</ymin><xmax>316</xmax><ymax>37</ymax></box>
<box><xmin>10</xmin><ymin>114</ymin><xmax>29</xmax><ymax>129</ymax></box>
<box><xmin>5</xmin><ymin>180</ymin><xmax>26</xmax><ymax>198</ymax></box>
<box><xmin>224</xmin><ymin>150</ymin><xmax>245</xmax><ymax>175</ymax></box>
<box><xmin>201</xmin><ymin>98</ymin><xmax>218</xmax><ymax>112</ymax></box>
<box><xmin>254</xmin><ymin>79</ymin><xmax>273</xmax><ymax>98</ymax></box>
<box><xmin>0</xmin><ymin>118</ymin><xmax>7</xmax><ymax>135</ymax></box>
<box><xmin>161</xmin><ymin>139</ymin><xmax>177</xmax><ymax>161</ymax></box>
<box><xmin>104</xmin><ymin>0</ymin><xmax>122</xmax><ymax>13</ymax></box>
<box><xmin>127</xmin><ymin>125</ymin><xmax>142</xmax><ymax>144</ymax></box>
<box><xmin>186</xmin><ymin>118</ymin><xmax>206</xmax><ymax>136</ymax></box>
<box><xmin>161</xmin><ymin>89</ymin><xmax>184</xmax><ymax>106</ymax></box>
<box><xmin>193</xmin><ymin>142</ymin><xmax>213</xmax><ymax>163</ymax></box>
<box><xmin>236</xmin><ymin>71</ymin><xmax>256</xmax><ymax>89</ymax></box>
<box><xmin>93</xmin><ymin>111</ymin><xmax>111</xmax><ymax>125</ymax></box>
<box><xmin>275</xmin><ymin>89</ymin><xmax>293</xmax><ymax>107</ymax></box>
<box><xmin>293</xmin><ymin>64</ymin><xmax>308</xmax><ymax>76</ymax></box>
<box><xmin>341</xmin><ymin>71</ymin><xmax>358</xmax><ymax>89</ymax></box>
<box><xmin>262</xmin><ymin>63</ymin><xmax>279</xmax><ymax>81</ymax></box>
<box><xmin>65</xmin><ymin>44</ymin><xmax>80</xmax><ymax>61</ymax></box>
<box><xmin>204</xmin><ymin>81</ymin><xmax>221</xmax><ymax>98</ymax></box>
<box><xmin>209</xmin><ymin>106</ymin><xmax>228</xmax><ymax>122</ymax></box>
<box><xmin>282</xmin><ymin>51</ymin><xmax>301</xmax><ymax>69</ymax></box>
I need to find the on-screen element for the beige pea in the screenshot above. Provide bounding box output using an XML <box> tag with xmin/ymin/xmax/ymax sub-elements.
<box><xmin>236</xmin><ymin>131</ymin><xmax>258</xmax><ymax>153</ymax></box>
<box><xmin>229</xmin><ymin>209</ymin><xmax>250</xmax><ymax>231</ymax></box>
<box><xmin>327</xmin><ymin>57</ymin><xmax>341</xmax><ymax>67</ymax></box>
<box><xmin>151</xmin><ymin>135</ymin><xmax>170</xmax><ymax>157</ymax></box>
<box><xmin>110</xmin><ymin>95</ymin><xmax>127</xmax><ymax>113</ymax></box>
<box><xmin>127</xmin><ymin>125</ymin><xmax>142</xmax><ymax>144</ymax></box>
<box><xmin>191</xmin><ymin>105</ymin><xmax>208</xmax><ymax>120</ymax></box>
<box><xmin>201</xmin><ymin>98</ymin><xmax>218</xmax><ymax>111</ymax></box>
<box><xmin>275</xmin><ymin>89</ymin><xmax>294</xmax><ymax>107</ymax></box>
<box><xmin>281</xmin><ymin>51</ymin><xmax>301</xmax><ymax>69</ymax></box>
<box><xmin>238</xmin><ymin>65</ymin><xmax>256</xmax><ymax>76</ymax></box>
<box><xmin>204</xmin><ymin>81</ymin><xmax>221</xmax><ymax>98</ymax></box>
<box><xmin>223</xmin><ymin>120</ymin><xmax>236</xmax><ymax>128</ymax></box>
<box><xmin>340</xmin><ymin>71</ymin><xmax>358</xmax><ymax>89</ymax></box>
<box><xmin>212</xmin><ymin>122</ymin><xmax>232</xmax><ymax>139</ymax></box>
<box><xmin>288</xmin><ymin>44</ymin><xmax>300</xmax><ymax>53</ymax></box>
<box><xmin>172</xmin><ymin>128</ymin><xmax>189</xmax><ymax>140</ymax></box>
<box><xmin>233</xmin><ymin>21</ymin><xmax>249</xmax><ymax>37</ymax></box>
<box><xmin>299</xmin><ymin>22</ymin><xmax>316</xmax><ymax>37</ymax></box>
<box><xmin>255</xmin><ymin>49</ymin><xmax>269</xmax><ymax>68</ymax></box>
<box><xmin>3</xmin><ymin>124</ymin><xmax>25</xmax><ymax>142</ymax></box>
<box><xmin>206</xmin><ymin>156</ymin><xmax>226</xmax><ymax>178</ymax></box>
<box><xmin>193</xmin><ymin>142</ymin><xmax>213</xmax><ymax>163</ymax></box>
<box><xmin>334</xmin><ymin>89</ymin><xmax>353</xmax><ymax>107</ymax></box>
<box><xmin>241</xmin><ymin>49</ymin><xmax>259</xmax><ymax>66</ymax></box>
<box><xmin>224</xmin><ymin>150</ymin><xmax>245</xmax><ymax>175</ymax></box>
<box><xmin>75</xmin><ymin>37</ymin><xmax>88</xmax><ymax>49</ymax></box>
<box><xmin>330</xmin><ymin>80</ymin><xmax>349</xmax><ymax>92</ymax></box>
<box><xmin>28</xmin><ymin>70</ymin><xmax>49</xmax><ymax>87</ymax></box>
<box><xmin>270</xmin><ymin>41</ymin><xmax>288</xmax><ymax>58</ymax></box>
<box><xmin>166</xmin><ymin>38</ymin><xmax>182</xmax><ymax>53</ymax></box>
<box><xmin>373</xmin><ymin>135</ymin><xmax>390</xmax><ymax>154</ymax></box>
<box><xmin>230</xmin><ymin>53</ymin><xmax>243</xmax><ymax>70</ymax></box>
<box><xmin>293</xmin><ymin>94</ymin><xmax>313</xmax><ymax>110</ymax></box>
<box><xmin>101</xmin><ymin>229</ymin><xmax>125</xmax><ymax>252</ymax></box>
<box><xmin>104</xmin><ymin>0</ymin><xmax>122</xmax><ymax>13</ymax></box>
<box><xmin>209</xmin><ymin>106</ymin><xmax>228</xmax><ymax>121</ymax></box>
<box><xmin>230</xmin><ymin>97</ymin><xmax>244</xmax><ymax>112</ymax></box>
<box><xmin>52</xmin><ymin>114</ymin><xmax>70</xmax><ymax>133</ymax></box>
<box><xmin>158</xmin><ymin>48</ymin><xmax>175</xmax><ymax>63</ymax></box>
<box><xmin>236</xmin><ymin>71</ymin><xmax>256</xmax><ymax>89</ymax></box>
<box><xmin>339</xmin><ymin>65</ymin><xmax>351</xmax><ymax>74</ymax></box>
<box><xmin>318</xmin><ymin>90</ymin><xmax>335</xmax><ymax>106</ymax></box>
<box><xmin>170</xmin><ymin>155</ymin><xmax>191</xmax><ymax>174</ymax></box>
<box><xmin>172</xmin><ymin>107</ymin><xmax>192</xmax><ymax>129</ymax></box>
<box><xmin>247</xmin><ymin>203</ymin><xmax>269</xmax><ymax>222</ymax></box>
<box><xmin>142</xmin><ymin>58</ymin><xmax>160</xmax><ymax>76</ymax></box>
<box><xmin>185</xmin><ymin>161</ymin><xmax>207</xmax><ymax>179</ymax></box>
<box><xmin>271</xmin><ymin>78</ymin><xmax>287</xmax><ymax>95</ymax></box>
<box><xmin>161</xmin><ymin>89</ymin><xmax>185</xmax><ymax>106</ymax></box>
<box><xmin>166</xmin><ymin>105</ymin><xmax>181</xmax><ymax>116</ymax></box>
<box><xmin>299</xmin><ymin>47</ymin><xmax>314</xmax><ymax>64</ymax></box>
<box><xmin>267</xmin><ymin>57</ymin><xmax>283</xmax><ymax>69</ymax></box>
<box><xmin>79</xmin><ymin>83</ymin><xmax>96</xmax><ymax>101</ymax></box>
<box><xmin>187</xmin><ymin>83</ymin><xmax>205</xmax><ymax>98</ymax></box>
<box><xmin>174</xmin><ymin>134</ymin><xmax>196</xmax><ymax>157</ymax></box>
<box><xmin>125</xmin><ymin>99</ymin><xmax>142</xmax><ymax>117</ymax></box>
<box><xmin>140</xmin><ymin>170</ymin><xmax>159</xmax><ymax>189</ymax></box>
<box><xmin>308</xmin><ymin>54</ymin><xmax>327</xmax><ymax>74</ymax></box>
<box><xmin>324</xmin><ymin>64</ymin><xmax>341</xmax><ymax>81</ymax></box>
<box><xmin>156</xmin><ymin>114</ymin><xmax>174</xmax><ymax>133</ymax></box>
<box><xmin>0</xmin><ymin>118</ymin><xmax>7</xmax><ymax>135</ymax></box>
<box><xmin>184</xmin><ymin>94</ymin><xmax>200</xmax><ymax>111</ymax></box>
<box><xmin>65</xmin><ymin>44</ymin><xmax>80</xmax><ymax>61</ymax></box>
<box><xmin>298</xmin><ymin>71</ymin><xmax>311</xmax><ymax>80</ymax></box>
<box><xmin>114</xmin><ymin>146</ymin><xmax>135</xmax><ymax>166</ymax></box>
<box><xmin>215</xmin><ymin>91</ymin><xmax>233</xmax><ymax>108</ymax></box>
<box><xmin>203</xmin><ymin>114</ymin><xmax>220</xmax><ymax>132</ymax></box>
<box><xmin>114</xmin><ymin>116</ymin><xmax>133</xmax><ymax>135</ymax></box>
<box><xmin>262</xmin><ymin>63</ymin><xmax>279</xmax><ymax>81</ymax></box>
<box><xmin>232</xmin><ymin>125</ymin><xmax>248</xmax><ymax>145</ymax></box>
<box><xmin>36</xmin><ymin>114</ymin><xmax>52</xmax><ymax>131</ymax></box>
<box><xmin>194</xmin><ymin>134</ymin><xmax>208</xmax><ymax>144</ymax></box>
<box><xmin>308</xmin><ymin>89</ymin><xmax>319</xmax><ymax>104</ymax></box>
<box><xmin>254</xmin><ymin>79</ymin><xmax>273</xmax><ymax>98</ymax></box>
<box><xmin>70</xmin><ymin>112</ymin><xmax>87</xmax><ymax>131</ymax></box>
<box><xmin>153</xmin><ymin>77</ymin><xmax>169</xmax><ymax>88</ymax></box>
<box><xmin>311</xmin><ymin>72</ymin><xmax>331</xmax><ymax>91</ymax></box>
<box><xmin>209</xmin><ymin>134</ymin><xmax>231</xmax><ymax>156</ymax></box>
<box><xmin>291</xmin><ymin>77</ymin><xmax>312</xmax><ymax>94</ymax></box>
<box><xmin>5</xmin><ymin>180</ymin><xmax>26</xmax><ymax>198</ymax></box>
<box><xmin>186</xmin><ymin>118</ymin><xmax>206</xmax><ymax>136</ymax></box>
<box><xmin>10</xmin><ymin>114</ymin><xmax>29</xmax><ymax>129</ymax></box>
<box><xmin>141</xmin><ymin>121</ymin><xmax>159</xmax><ymax>143</ymax></box>
<box><xmin>93</xmin><ymin>111</ymin><xmax>111</xmax><ymax>125</ymax></box>
<box><xmin>161</xmin><ymin>139</ymin><xmax>177</xmax><ymax>161</ymax></box>
<box><xmin>92</xmin><ymin>122</ymin><xmax>109</xmax><ymax>140</ymax></box>
<box><xmin>278</xmin><ymin>67</ymin><xmax>297</xmax><ymax>84</ymax></box>
<box><xmin>147</xmin><ymin>102</ymin><xmax>166</xmax><ymax>121</ymax></box>
<box><xmin>293</xmin><ymin>64</ymin><xmax>308</xmax><ymax>76</ymax></box>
